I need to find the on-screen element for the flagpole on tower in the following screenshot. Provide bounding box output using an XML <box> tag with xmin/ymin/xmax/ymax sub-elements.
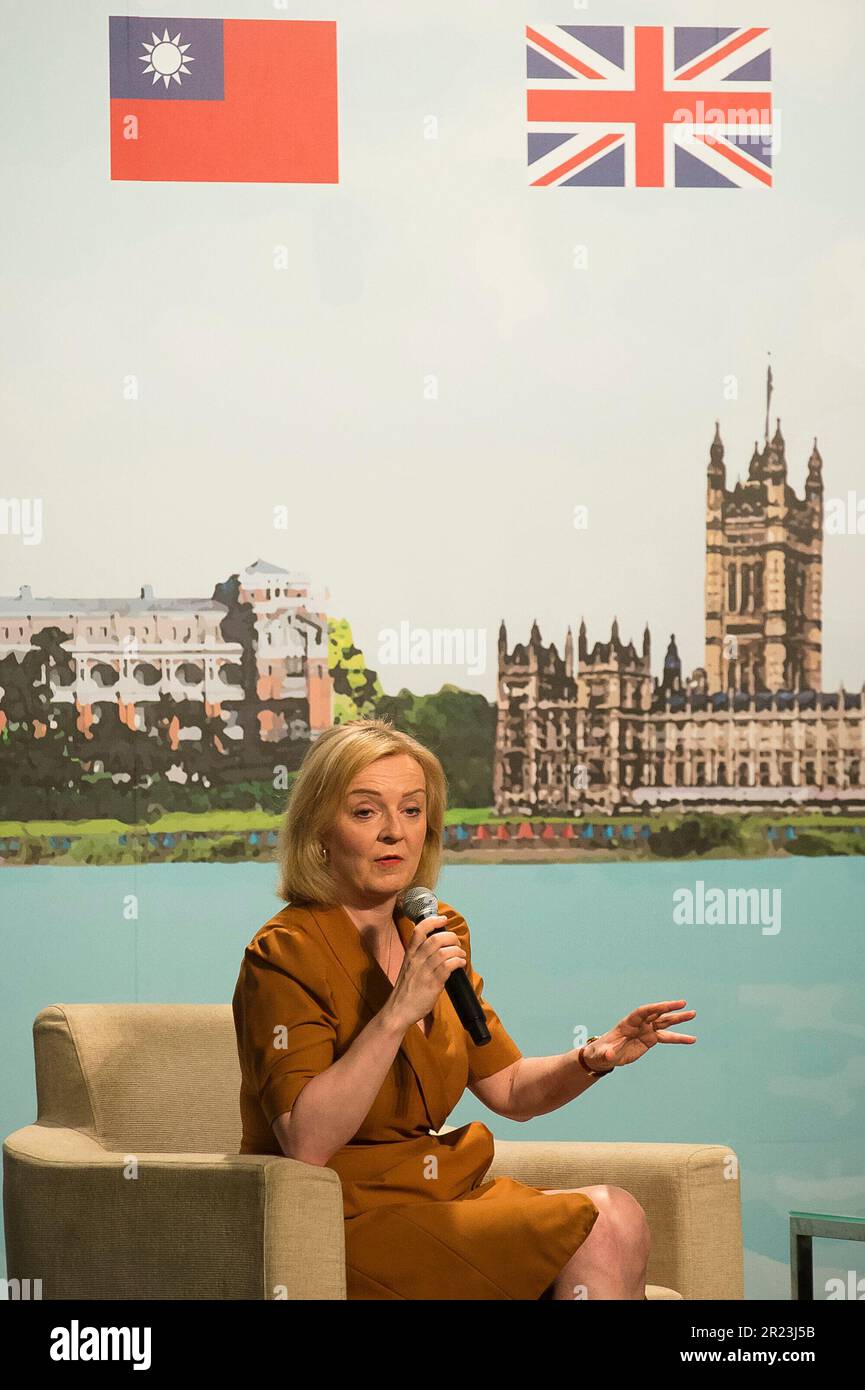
<box><xmin>764</xmin><ymin>350</ymin><xmax>773</xmax><ymax>445</ymax></box>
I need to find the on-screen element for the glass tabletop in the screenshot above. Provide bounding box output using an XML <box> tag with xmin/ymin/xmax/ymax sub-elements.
<box><xmin>789</xmin><ymin>1211</ymin><xmax>865</xmax><ymax>1224</ymax></box>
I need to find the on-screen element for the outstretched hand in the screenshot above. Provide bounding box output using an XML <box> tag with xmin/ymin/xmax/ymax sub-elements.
<box><xmin>584</xmin><ymin>1000</ymin><xmax>697</xmax><ymax>1072</ymax></box>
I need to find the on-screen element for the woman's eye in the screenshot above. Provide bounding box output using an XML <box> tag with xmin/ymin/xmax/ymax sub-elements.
<box><xmin>353</xmin><ymin>808</ymin><xmax>374</xmax><ymax>818</ymax></box>
<box><xmin>406</xmin><ymin>806</ymin><xmax>422</xmax><ymax>816</ymax></box>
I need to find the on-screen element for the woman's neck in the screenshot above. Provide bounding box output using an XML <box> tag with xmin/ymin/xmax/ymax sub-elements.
<box><xmin>340</xmin><ymin>897</ymin><xmax>399</xmax><ymax>934</ymax></box>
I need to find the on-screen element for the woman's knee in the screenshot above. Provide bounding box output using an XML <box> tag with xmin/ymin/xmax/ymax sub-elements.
<box><xmin>582</xmin><ymin>1185</ymin><xmax>650</xmax><ymax>1255</ymax></box>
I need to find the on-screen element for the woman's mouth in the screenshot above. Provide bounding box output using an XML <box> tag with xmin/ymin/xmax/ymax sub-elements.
<box><xmin>375</xmin><ymin>855</ymin><xmax>403</xmax><ymax>866</ymax></box>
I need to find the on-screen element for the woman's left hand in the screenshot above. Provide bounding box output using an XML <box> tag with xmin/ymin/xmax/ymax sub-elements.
<box><xmin>584</xmin><ymin>1000</ymin><xmax>697</xmax><ymax>1071</ymax></box>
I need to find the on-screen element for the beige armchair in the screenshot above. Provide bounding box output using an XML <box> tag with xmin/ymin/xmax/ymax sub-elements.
<box><xmin>3</xmin><ymin>1004</ymin><xmax>743</xmax><ymax>1300</ymax></box>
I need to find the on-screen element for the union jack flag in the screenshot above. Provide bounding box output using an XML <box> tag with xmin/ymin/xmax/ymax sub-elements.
<box><xmin>526</xmin><ymin>25</ymin><xmax>773</xmax><ymax>188</ymax></box>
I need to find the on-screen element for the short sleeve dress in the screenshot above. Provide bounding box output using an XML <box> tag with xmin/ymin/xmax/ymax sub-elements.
<box><xmin>232</xmin><ymin>898</ymin><xmax>599</xmax><ymax>1299</ymax></box>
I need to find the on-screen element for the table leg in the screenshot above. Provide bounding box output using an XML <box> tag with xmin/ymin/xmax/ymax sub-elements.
<box><xmin>791</xmin><ymin>1231</ymin><xmax>813</xmax><ymax>1301</ymax></box>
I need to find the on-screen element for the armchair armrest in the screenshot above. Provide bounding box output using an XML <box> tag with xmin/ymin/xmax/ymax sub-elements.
<box><xmin>486</xmin><ymin>1137</ymin><xmax>744</xmax><ymax>1300</ymax></box>
<box><xmin>3</xmin><ymin>1124</ymin><xmax>346</xmax><ymax>1300</ymax></box>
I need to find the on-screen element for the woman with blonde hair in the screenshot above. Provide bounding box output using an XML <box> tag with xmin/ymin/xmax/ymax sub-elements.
<box><xmin>232</xmin><ymin>717</ymin><xmax>696</xmax><ymax>1300</ymax></box>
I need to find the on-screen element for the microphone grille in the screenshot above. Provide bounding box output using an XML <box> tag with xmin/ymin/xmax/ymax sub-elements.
<box><xmin>401</xmin><ymin>886</ymin><xmax>439</xmax><ymax>922</ymax></box>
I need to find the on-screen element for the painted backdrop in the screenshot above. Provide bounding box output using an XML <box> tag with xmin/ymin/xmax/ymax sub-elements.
<box><xmin>1</xmin><ymin>1</ymin><xmax>864</xmax><ymax>1299</ymax></box>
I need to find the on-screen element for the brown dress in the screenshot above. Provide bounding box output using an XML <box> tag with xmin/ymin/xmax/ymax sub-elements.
<box><xmin>232</xmin><ymin>897</ymin><xmax>599</xmax><ymax>1299</ymax></box>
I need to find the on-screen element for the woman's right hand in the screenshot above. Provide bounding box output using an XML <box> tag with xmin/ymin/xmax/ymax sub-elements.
<box><xmin>387</xmin><ymin>916</ymin><xmax>467</xmax><ymax>1030</ymax></box>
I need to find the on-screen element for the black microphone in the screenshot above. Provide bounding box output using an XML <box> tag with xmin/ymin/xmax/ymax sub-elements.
<box><xmin>401</xmin><ymin>886</ymin><xmax>491</xmax><ymax>1046</ymax></box>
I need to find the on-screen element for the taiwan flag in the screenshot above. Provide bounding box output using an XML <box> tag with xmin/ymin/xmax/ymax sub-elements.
<box><xmin>109</xmin><ymin>16</ymin><xmax>338</xmax><ymax>183</ymax></box>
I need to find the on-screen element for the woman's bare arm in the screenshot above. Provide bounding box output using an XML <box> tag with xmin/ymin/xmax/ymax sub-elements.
<box><xmin>495</xmin><ymin>1051</ymin><xmax>602</xmax><ymax>1121</ymax></box>
<box><xmin>274</xmin><ymin>919</ymin><xmax>466</xmax><ymax>1165</ymax></box>
<box><xmin>273</xmin><ymin>999</ymin><xmax>407</xmax><ymax>1164</ymax></box>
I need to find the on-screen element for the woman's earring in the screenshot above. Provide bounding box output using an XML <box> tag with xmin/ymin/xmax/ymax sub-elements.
<box><xmin>319</xmin><ymin>844</ymin><xmax>328</xmax><ymax>862</ymax></box>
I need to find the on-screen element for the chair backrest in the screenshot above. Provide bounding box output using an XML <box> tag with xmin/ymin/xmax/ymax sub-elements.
<box><xmin>33</xmin><ymin>1004</ymin><xmax>242</xmax><ymax>1154</ymax></box>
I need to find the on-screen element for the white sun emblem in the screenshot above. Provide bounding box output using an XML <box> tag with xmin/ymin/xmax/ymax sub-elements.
<box><xmin>138</xmin><ymin>28</ymin><xmax>195</xmax><ymax>88</ymax></box>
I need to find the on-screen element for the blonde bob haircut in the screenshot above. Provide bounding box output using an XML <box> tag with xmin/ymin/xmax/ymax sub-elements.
<box><xmin>275</xmin><ymin>717</ymin><xmax>447</xmax><ymax>906</ymax></box>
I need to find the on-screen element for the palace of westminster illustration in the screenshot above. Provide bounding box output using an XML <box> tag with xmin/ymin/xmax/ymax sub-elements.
<box><xmin>493</xmin><ymin>410</ymin><xmax>865</xmax><ymax>814</ymax></box>
<box><xmin>2</xmin><ymin>389</ymin><xmax>863</xmax><ymax>816</ymax></box>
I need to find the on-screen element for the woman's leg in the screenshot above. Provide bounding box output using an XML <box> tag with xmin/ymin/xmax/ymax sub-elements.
<box><xmin>539</xmin><ymin>1184</ymin><xmax>650</xmax><ymax>1300</ymax></box>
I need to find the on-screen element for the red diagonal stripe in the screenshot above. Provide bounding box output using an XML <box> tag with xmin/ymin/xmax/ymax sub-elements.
<box><xmin>694</xmin><ymin>131</ymin><xmax>772</xmax><ymax>186</ymax></box>
<box><xmin>676</xmin><ymin>27</ymin><xmax>769</xmax><ymax>82</ymax></box>
<box><xmin>526</xmin><ymin>25</ymin><xmax>605</xmax><ymax>80</ymax></box>
<box><xmin>530</xmin><ymin>133</ymin><xmax>622</xmax><ymax>186</ymax></box>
